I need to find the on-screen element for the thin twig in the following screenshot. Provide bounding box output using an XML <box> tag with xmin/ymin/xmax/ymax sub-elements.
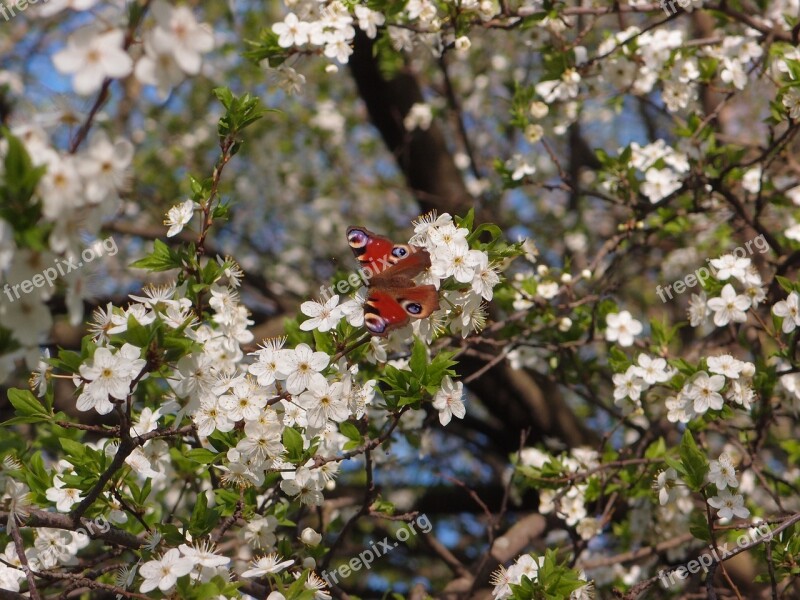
<box><xmin>8</xmin><ymin>518</ymin><xmax>41</xmax><ymax>600</ymax></box>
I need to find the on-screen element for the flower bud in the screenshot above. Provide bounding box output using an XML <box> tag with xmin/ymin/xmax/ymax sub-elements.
<box><xmin>529</xmin><ymin>101</ymin><xmax>549</xmax><ymax>119</ymax></box>
<box><xmin>525</xmin><ymin>124</ymin><xmax>544</xmax><ymax>143</ymax></box>
<box><xmin>300</xmin><ymin>527</ymin><xmax>322</xmax><ymax>546</ymax></box>
<box><xmin>455</xmin><ymin>36</ymin><xmax>471</xmax><ymax>52</ymax></box>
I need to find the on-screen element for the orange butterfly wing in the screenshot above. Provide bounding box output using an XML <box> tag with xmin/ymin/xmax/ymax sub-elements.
<box><xmin>347</xmin><ymin>226</ymin><xmax>421</xmax><ymax>278</ymax></box>
<box><xmin>347</xmin><ymin>226</ymin><xmax>439</xmax><ymax>337</ymax></box>
<box><xmin>363</xmin><ymin>286</ymin><xmax>440</xmax><ymax>336</ymax></box>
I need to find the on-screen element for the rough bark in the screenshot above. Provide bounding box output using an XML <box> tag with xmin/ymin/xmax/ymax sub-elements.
<box><xmin>348</xmin><ymin>31</ymin><xmax>479</xmax><ymax>220</ymax></box>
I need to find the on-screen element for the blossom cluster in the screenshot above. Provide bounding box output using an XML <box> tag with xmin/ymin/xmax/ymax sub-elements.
<box><xmin>655</xmin><ymin>451</ymin><xmax>750</xmax><ymax>523</ymax></box>
<box><xmin>0</xmin><ymin>0</ymin><xmax>216</xmax><ymax>384</ymax></box>
<box><xmin>36</xmin><ymin>207</ymin><xmax>493</xmax><ymax>595</ymax></box>
<box><xmin>519</xmin><ymin>447</ymin><xmax>601</xmax><ymax>537</ymax></box>
<box><xmin>5</xmin><ymin>0</ymin><xmax>800</xmax><ymax>596</ymax></box>
<box><xmin>684</xmin><ymin>252</ymin><xmax>766</xmax><ymax>328</ymax></box>
<box><xmin>664</xmin><ymin>356</ymin><xmax>756</xmax><ymax>422</ymax></box>
<box><xmin>268</xmin><ymin>0</ymin><xmax>502</xmax><ymax>73</ymax></box>
<box><xmin>52</xmin><ymin>0</ymin><xmax>213</xmax><ymax>98</ymax></box>
<box><xmin>490</xmin><ymin>552</ymin><xmax>593</xmax><ymax>600</ymax></box>
<box><xmin>272</xmin><ymin>4</ymin><xmax>368</xmax><ymax>65</ymax></box>
<box><xmin>297</xmin><ymin>212</ymin><xmax>500</xmax><ymax>345</ymax></box>
<box><xmin>600</xmin><ymin>139</ymin><xmax>691</xmax><ymax>204</ymax></box>
<box><xmin>0</xmin><ymin>128</ymin><xmax>132</xmax><ymax>363</ymax></box>
<box><xmin>592</xmin><ymin>26</ymin><xmax>762</xmax><ymax>115</ymax></box>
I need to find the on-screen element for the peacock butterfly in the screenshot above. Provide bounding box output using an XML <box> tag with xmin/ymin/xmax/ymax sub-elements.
<box><xmin>347</xmin><ymin>226</ymin><xmax>439</xmax><ymax>336</ymax></box>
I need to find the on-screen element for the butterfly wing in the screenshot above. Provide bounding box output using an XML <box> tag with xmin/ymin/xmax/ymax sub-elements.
<box><xmin>347</xmin><ymin>226</ymin><xmax>421</xmax><ymax>279</ymax></box>
<box><xmin>347</xmin><ymin>226</ymin><xmax>439</xmax><ymax>336</ymax></box>
<box><xmin>363</xmin><ymin>286</ymin><xmax>440</xmax><ymax>336</ymax></box>
<box><xmin>370</xmin><ymin>249</ymin><xmax>431</xmax><ymax>288</ymax></box>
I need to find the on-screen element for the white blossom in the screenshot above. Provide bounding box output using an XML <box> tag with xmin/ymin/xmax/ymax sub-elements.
<box><xmin>354</xmin><ymin>6</ymin><xmax>384</xmax><ymax>38</ymax></box>
<box><xmin>403</xmin><ymin>103</ymin><xmax>433</xmax><ymax>131</ymax></box>
<box><xmin>276</xmin><ymin>343</ymin><xmax>329</xmax><ymax>395</ymax></box>
<box><xmin>604</xmin><ymin>311</ymin><xmax>643</xmax><ymax>347</ymax></box>
<box><xmin>708</xmin><ymin>453</ymin><xmax>738</xmax><ymax>490</ymax></box>
<box><xmin>709</xmin><ymin>254</ymin><xmax>750</xmax><ymax>282</ymax></box>
<box><xmin>300</xmin><ymin>295</ymin><xmax>342</xmax><ymax>332</ymax></box>
<box><xmin>432</xmin><ymin>376</ymin><xmax>466</xmax><ymax>426</ymax></box>
<box><xmin>773</xmin><ymin>292</ymin><xmax>800</xmax><ymax>333</ymax></box>
<box><xmin>707</xmin><ymin>490</ymin><xmax>749</xmax><ymax>520</ymax></box>
<box><xmin>612</xmin><ymin>368</ymin><xmax>645</xmax><ymax>404</ymax></box>
<box><xmin>707</xmin><ymin>284</ymin><xmax>751</xmax><ymax>326</ymax></box>
<box><xmin>53</xmin><ymin>28</ymin><xmax>133</xmax><ymax>95</ymax></box>
<box><xmin>139</xmin><ymin>548</ymin><xmax>194</xmax><ymax>593</ymax></box>
<box><xmin>685</xmin><ymin>371</ymin><xmax>725</xmax><ymax>414</ymax></box>
<box><xmin>164</xmin><ymin>200</ymin><xmax>196</xmax><ymax>237</ymax></box>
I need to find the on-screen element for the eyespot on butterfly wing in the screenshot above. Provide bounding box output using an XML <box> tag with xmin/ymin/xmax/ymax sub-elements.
<box><xmin>347</xmin><ymin>225</ymin><xmax>439</xmax><ymax>337</ymax></box>
<box><xmin>346</xmin><ymin>226</ymin><xmax>421</xmax><ymax>279</ymax></box>
<box><xmin>362</xmin><ymin>286</ymin><xmax>440</xmax><ymax>336</ymax></box>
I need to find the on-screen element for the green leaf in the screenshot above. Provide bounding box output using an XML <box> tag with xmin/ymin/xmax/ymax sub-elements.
<box><xmin>50</xmin><ymin>350</ymin><xmax>82</xmax><ymax>373</ymax></box>
<box><xmin>60</xmin><ymin>438</ymin><xmax>88</xmax><ymax>461</ymax></box>
<box><xmin>409</xmin><ymin>338</ymin><xmax>427</xmax><ymax>377</ymax></box>
<box><xmin>664</xmin><ymin>456</ymin><xmax>685</xmax><ymax>476</ymax></box>
<box><xmin>189</xmin><ymin>492</ymin><xmax>220</xmax><ymax>537</ymax></box>
<box><xmin>134</xmin><ymin>479</ymin><xmax>153</xmax><ymax>505</ymax></box>
<box><xmin>158</xmin><ymin>522</ymin><xmax>186</xmax><ymax>546</ymax></box>
<box><xmin>0</xmin><ymin>129</ymin><xmax>47</xmax><ymax>233</ymax></box>
<box><xmin>425</xmin><ymin>351</ymin><xmax>458</xmax><ymax>387</ymax></box>
<box><xmin>212</xmin><ymin>201</ymin><xmax>230</xmax><ymax>220</ymax></box>
<box><xmin>214</xmin><ymin>488</ymin><xmax>241</xmax><ymax>515</ymax></box>
<box><xmin>339</xmin><ymin>421</ymin><xmax>362</xmax><ymax>443</ymax></box>
<box><xmin>645</xmin><ymin>438</ymin><xmax>667</xmax><ymax>459</ymax></box>
<box><xmin>2</xmin><ymin>388</ymin><xmax>51</xmax><ymax>425</ymax></box>
<box><xmin>283</xmin><ymin>426</ymin><xmax>304</xmax><ymax>461</ymax></box>
<box><xmin>650</xmin><ymin>317</ymin><xmax>683</xmax><ymax>349</ymax></box>
<box><xmin>115</xmin><ymin>317</ymin><xmax>157</xmax><ymax>349</ymax></box>
<box><xmin>775</xmin><ymin>275</ymin><xmax>796</xmax><ymax>294</ymax></box>
<box><xmin>467</xmin><ymin>223</ymin><xmax>504</xmax><ymax>244</ymax></box>
<box><xmin>214</xmin><ymin>88</ymin><xmax>268</xmax><ymax>138</ymax></box>
<box><xmin>689</xmin><ymin>511</ymin><xmax>711</xmax><ymax>542</ymax></box>
<box><xmin>130</xmin><ymin>239</ymin><xmax>184</xmax><ymax>272</ymax></box>
<box><xmin>283</xmin><ymin>571</ymin><xmax>318</xmax><ymax>599</ymax></box>
<box><xmin>312</xmin><ymin>328</ymin><xmax>334</xmax><ymax>356</ymax></box>
<box><xmin>370</xmin><ymin>497</ymin><xmax>395</xmax><ymax>516</ymax></box>
<box><xmin>185</xmin><ymin>448</ymin><xmax>220</xmax><ymax>465</ymax></box>
<box><xmin>455</xmin><ymin>208</ymin><xmax>475</xmax><ymax>231</ymax></box>
<box><xmin>607</xmin><ymin>347</ymin><xmax>631</xmax><ymax>373</ymax></box>
<box><xmin>680</xmin><ymin>431</ymin><xmax>708</xmax><ymax>491</ymax></box>
<box><xmin>213</xmin><ymin>87</ymin><xmax>234</xmax><ymax>110</ymax></box>
<box><xmin>242</xmin><ymin>30</ymin><xmax>289</xmax><ymax>67</ymax></box>
<box><xmin>25</xmin><ymin>452</ymin><xmax>51</xmax><ymax>495</ymax></box>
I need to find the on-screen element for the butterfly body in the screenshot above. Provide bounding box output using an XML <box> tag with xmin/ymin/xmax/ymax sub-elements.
<box><xmin>347</xmin><ymin>226</ymin><xmax>439</xmax><ymax>336</ymax></box>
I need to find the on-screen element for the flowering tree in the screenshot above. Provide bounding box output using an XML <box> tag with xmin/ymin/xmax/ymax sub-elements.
<box><xmin>2</xmin><ymin>0</ymin><xmax>800</xmax><ymax>599</ymax></box>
